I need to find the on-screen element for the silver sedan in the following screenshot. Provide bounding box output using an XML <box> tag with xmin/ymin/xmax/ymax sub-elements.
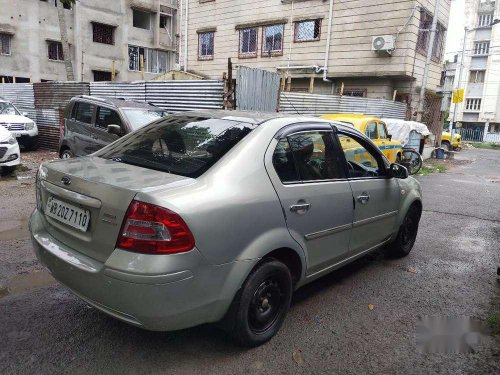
<box><xmin>30</xmin><ymin>110</ymin><xmax>422</xmax><ymax>346</ymax></box>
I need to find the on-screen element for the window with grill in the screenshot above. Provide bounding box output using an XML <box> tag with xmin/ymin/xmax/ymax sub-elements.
<box><xmin>47</xmin><ymin>41</ymin><xmax>64</xmax><ymax>61</ymax></box>
<box><xmin>239</xmin><ymin>28</ymin><xmax>257</xmax><ymax>57</ymax></box>
<box><xmin>294</xmin><ymin>19</ymin><xmax>321</xmax><ymax>42</ymax></box>
<box><xmin>128</xmin><ymin>45</ymin><xmax>170</xmax><ymax>73</ymax></box>
<box><xmin>478</xmin><ymin>13</ymin><xmax>493</xmax><ymax>27</ymax></box>
<box><xmin>469</xmin><ymin>70</ymin><xmax>485</xmax><ymax>83</ymax></box>
<box><xmin>198</xmin><ymin>32</ymin><xmax>214</xmax><ymax>59</ymax></box>
<box><xmin>465</xmin><ymin>98</ymin><xmax>481</xmax><ymax>111</ymax></box>
<box><xmin>92</xmin><ymin>23</ymin><xmax>115</xmax><ymax>45</ymax></box>
<box><xmin>0</xmin><ymin>33</ymin><xmax>11</xmax><ymax>55</ymax></box>
<box><xmin>432</xmin><ymin>23</ymin><xmax>446</xmax><ymax>61</ymax></box>
<box><xmin>417</xmin><ymin>9</ymin><xmax>432</xmax><ymax>53</ymax></box>
<box><xmin>417</xmin><ymin>8</ymin><xmax>446</xmax><ymax>60</ymax></box>
<box><xmin>262</xmin><ymin>24</ymin><xmax>284</xmax><ymax>56</ymax></box>
<box><xmin>474</xmin><ymin>41</ymin><xmax>490</xmax><ymax>55</ymax></box>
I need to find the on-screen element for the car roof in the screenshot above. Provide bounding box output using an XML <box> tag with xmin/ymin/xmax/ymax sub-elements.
<box><xmin>321</xmin><ymin>113</ymin><xmax>382</xmax><ymax>123</ymax></box>
<box><xmin>74</xmin><ymin>95</ymin><xmax>161</xmax><ymax>110</ymax></box>
<box><xmin>167</xmin><ymin>109</ymin><xmax>363</xmax><ymax>135</ymax></box>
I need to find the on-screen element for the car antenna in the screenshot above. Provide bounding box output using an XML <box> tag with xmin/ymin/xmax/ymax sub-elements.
<box><xmin>281</xmin><ymin>92</ymin><xmax>302</xmax><ymax>115</ymax></box>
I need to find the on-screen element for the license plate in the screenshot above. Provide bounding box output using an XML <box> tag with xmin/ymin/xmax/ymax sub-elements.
<box><xmin>45</xmin><ymin>196</ymin><xmax>90</xmax><ymax>232</ymax></box>
<box><xmin>11</xmin><ymin>132</ymin><xmax>21</xmax><ymax>137</ymax></box>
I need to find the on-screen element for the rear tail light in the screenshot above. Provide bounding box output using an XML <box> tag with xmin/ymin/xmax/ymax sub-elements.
<box><xmin>116</xmin><ymin>200</ymin><xmax>195</xmax><ymax>254</ymax></box>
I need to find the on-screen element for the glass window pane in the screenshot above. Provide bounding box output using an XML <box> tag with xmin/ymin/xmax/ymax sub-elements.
<box><xmin>273</xmin><ymin>138</ymin><xmax>299</xmax><ymax>183</ymax></box>
<box><xmin>378</xmin><ymin>123</ymin><xmax>387</xmax><ymax>139</ymax></box>
<box><xmin>365</xmin><ymin>122</ymin><xmax>379</xmax><ymax>139</ymax></box>
<box><xmin>288</xmin><ymin>131</ymin><xmax>343</xmax><ymax>181</ymax></box>
<box><xmin>75</xmin><ymin>102</ymin><xmax>95</xmax><ymax>124</ymax></box>
<box><xmin>96</xmin><ymin>107</ymin><xmax>122</xmax><ymax>130</ymax></box>
<box><xmin>264</xmin><ymin>24</ymin><xmax>284</xmax><ymax>54</ymax></box>
<box><xmin>338</xmin><ymin>134</ymin><xmax>383</xmax><ymax>178</ymax></box>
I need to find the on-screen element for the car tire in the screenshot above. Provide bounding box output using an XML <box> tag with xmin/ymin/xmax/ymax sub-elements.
<box><xmin>60</xmin><ymin>148</ymin><xmax>74</xmax><ymax>159</ymax></box>
<box><xmin>1</xmin><ymin>165</ymin><xmax>16</xmax><ymax>176</ymax></box>
<box><xmin>441</xmin><ymin>141</ymin><xmax>451</xmax><ymax>151</ymax></box>
<box><xmin>387</xmin><ymin>204</ymin><xmax>421</xmax><ymax>258</ymax></box>
<box><xmin>223</xmin><ymin>259</ymin><xmax>293</xmax><ymax>347</ymax></box>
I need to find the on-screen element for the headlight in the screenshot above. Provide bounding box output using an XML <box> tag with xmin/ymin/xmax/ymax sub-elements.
<box><xmin>8</xmin><ymin>136</ymin><xmax>17</xmax><ymax>145</ymax></box>
<box><xmin>25</xmin><ymin>121</ymin><xmax>35</xmax><ymax>130</ymax></box>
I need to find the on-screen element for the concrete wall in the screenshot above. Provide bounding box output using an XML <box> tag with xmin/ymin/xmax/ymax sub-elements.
<box><xmin>181</xmin><ymin>0</ymin><xmax>450</xmax><ymax>102</ymax></box>
<box><xmin>0</xmin><ymin>0</ymin><xmax>177</xmax><ymax>82</ymax></box>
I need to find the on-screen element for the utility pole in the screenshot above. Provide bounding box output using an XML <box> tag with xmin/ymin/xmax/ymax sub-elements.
<box><xmin>449</xmin><ymin>27</ymin><xmax>468</xmax><ymax>148</ymax></box>
<box><xmin>416</xmin><ymin>0</ymin><xmax>441</xmax><ymax>122</ymax></box>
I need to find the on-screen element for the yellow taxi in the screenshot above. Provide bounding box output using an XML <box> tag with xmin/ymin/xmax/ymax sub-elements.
<box><xmin>441</xmin><ymin>132</ymin><xmax>462</xmax><ymax>150</ymax></box>
<box><xmin>320</xmin><ymin>114</ymin><xmax>403</xmax><ymax>163</ymax></box>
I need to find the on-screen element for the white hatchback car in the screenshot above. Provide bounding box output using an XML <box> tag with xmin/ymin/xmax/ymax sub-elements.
<box><xmin>0</xmin><ymin>99</ymin><xmax>38</xmax><ymax>150</ymax></box>
<box><xmin>0</xmin><ymin>124</ymin><xmax>20</xmax><ymax>173</ymax></box>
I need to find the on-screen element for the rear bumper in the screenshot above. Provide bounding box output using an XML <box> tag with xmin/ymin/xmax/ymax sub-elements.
<box><xmin>30</xmin><ymin>209</ymin><xmax>254</xmax><ymax>331</ymax></box>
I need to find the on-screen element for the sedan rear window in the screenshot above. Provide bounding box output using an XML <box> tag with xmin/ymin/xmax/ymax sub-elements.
<box><xmin>96</xmin><ymin>115</ymin><xmax>257</xmax><ymax>178</ymax></box>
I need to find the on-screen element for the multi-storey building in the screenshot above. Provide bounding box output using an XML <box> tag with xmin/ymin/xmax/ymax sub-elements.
<box><xmin>179</xmin><ymin>0</ymin><xmax>450</xmax><ymax>112</ymax></box>
<box><xmin>0</xmin><ymin>0</ymin><xmax>178</xmax><ymax>82</ymax></box>
<box><xmin>448</xmin><ymin>0</ymin><xmax>500</xmax><ymax>133</ymax></box>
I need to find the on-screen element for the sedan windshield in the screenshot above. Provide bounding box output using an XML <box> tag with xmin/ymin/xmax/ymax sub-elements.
<box><xmin>122</xmin><ymin>109</ymin><xmax>166</xmax><ymax>131</ymax></box>
<box><xmin>0</xmin><ymin>102</ymin><xmax>20</xmax><ymax>115</ymax></box>
<box><xmin>96</xmin><ymin>115</ymin><xmax>257</xmax><ymax>178</ymax></box>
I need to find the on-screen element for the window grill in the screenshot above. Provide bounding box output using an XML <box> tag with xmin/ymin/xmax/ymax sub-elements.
<box><xmin>47</xmin><ymin>41</ymin><xmax>64</xmax><ymax>61</ymax></box>
<box><xmin>239</xmin><ymin>28</ymin><xmax>257</xmax><ymax>57</ymax></box>
<box><xmin>0</xmin><ymin>33</ymin><xmax>11</xmax><ymax>55</ymax></box>
<box><xmin>93</xmin><ymin>23</ymin><xmax>114</xmax><ymax>45</ymax></box>
<box><xmin>474</xmin><ymin>41</ymin><xmax>490</xmax><ymax>55</ymax></box>
<box><xmin>478</xmin><ymin>13</ymin><xmax>493</xmax><ymax>27</ymax></box>
<box><xmin>465</xmin><ymin>98</ymin><xmax>481</xmax><ymax>111</ymax></box>
<box><xmin>198</xmin><ymin>32</ymin><xmax>214</xmax><ymax>59</ymax></box>
<box><xmin>262</xmin><ymin>24</ymin><xmax>284</xmax><ymax>56</ymax></box>
<box><xmin>294</xmin><ymin>19</ymin><xmax>321</xmax><ymax>42</ymax></box>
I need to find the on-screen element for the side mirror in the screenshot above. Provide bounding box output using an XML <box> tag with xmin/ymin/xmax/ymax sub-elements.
<box><xmin>389</xmin><ymin>163</ymin><xmax>409</xmax><ymax>179</ymax></box>
<box><xmin>388</xmin><ymin>134</ymin><xmax>393</xmax><ymax>141</ymax></box>
<box><xmin>22</xmin><ymin>112</ymin><xmax>28</xmax><ymax>117</ymax></box>
<box><xmin>107</xmin><ymin>124</ymin><xmax>122</xmax><ymax>137</ymax></box>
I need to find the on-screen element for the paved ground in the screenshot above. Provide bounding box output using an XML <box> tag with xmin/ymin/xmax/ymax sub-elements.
<box><xmin>0</xmin><ymin>149</ymin><xmax>499</xmax><ymax>374</ymax></box>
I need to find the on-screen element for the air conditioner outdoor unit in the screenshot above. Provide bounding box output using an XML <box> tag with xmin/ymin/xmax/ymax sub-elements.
<box><xmin>372</xmin><ymin>35</ymin><xmax>395</xmax><ymax>55</ymax></box>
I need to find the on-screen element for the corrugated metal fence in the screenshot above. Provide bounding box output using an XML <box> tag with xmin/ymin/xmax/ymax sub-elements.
<box><xmin>89</xmin><ymin>80</ymin><xmax>224</xmax><ymax>112</ymax></box>
<box><xmin>33</xmin><ymin>82</ymin><xmax>90</xmax><ymax>150</ymax></box>
<box><xmin>279</xmin><ymin>92</ymin><xmax>407</xmax><ymax>119</ymax></box>
<box><xmin>236</xmin><ymin>67</ymin><xmax>281</xmax><ymax>112</ymax></box>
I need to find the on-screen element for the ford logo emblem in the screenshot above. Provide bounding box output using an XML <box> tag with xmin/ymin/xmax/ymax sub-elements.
<box><xmin>61</xmin><ymin>176</ymin><xmax>71</xmax><ymax>186</ymax></box>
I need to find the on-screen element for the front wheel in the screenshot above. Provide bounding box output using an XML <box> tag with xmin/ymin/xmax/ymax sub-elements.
<box><xmin>387</xmin><ymin>205</ymin><xmax>421</xmax><ymax>257</ymax></box>
<box><xmin>441</xmin><ymin>141</ymin><xmax>451</xmax><ymax>151</ymax></box>
<box><xmin>223</xmin><ymin>260</ymin><xmax>292</xmax><ymax>347</ymax></box>
<box><xmin>60</xmin><ymin>148</ymin><xmax>74</xmax><ymax>159</ymax></box>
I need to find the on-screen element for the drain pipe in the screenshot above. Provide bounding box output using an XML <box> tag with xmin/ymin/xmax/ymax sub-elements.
<box><xmin>323</xmin><ymin>0</ymin><xmax>334</xmax><ymax>82</ymax></box>
<box><xmin>183</xmin><ymin>0</ymin><xmax>189</xmax><ymax>72</ymax></box>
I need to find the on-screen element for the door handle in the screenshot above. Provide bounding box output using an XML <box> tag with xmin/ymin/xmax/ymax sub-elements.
<box><xmin>290</xmin><ymin>202</ymin><xmax>310</xmax><ymax>213</ymax></box>
<box><xmin>357</xmin><ymin>192</ymin><xmax>370</xmax><ymax>204</ymax></box>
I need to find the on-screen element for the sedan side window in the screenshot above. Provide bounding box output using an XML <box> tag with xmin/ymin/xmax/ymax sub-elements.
<box><xmin>338</xmin><ymin>133</ymin><xmax>385</xmax><ymax>178</ymax></box>
<box><xmin>96</xmin><ymin>107</ymin><xmax>123</xmax><ymax>130</ymax></box>
<box><xmin>378</xmin><ymin>122</ymin><xmax>388</xmax><ymax>139</ymax></box>
<box><xmin>273</xmin><ymin>138</ymin><xmax>300</xmax><ymax>183</ymax></box>
<box><xmin>74</xmin><ymin>102</ymin><xmax>95</xmax><ymax>124</ymax></box>
<box><xmin>365</xmin><ymin>122</ymin><xmax>378</xmax><ymax>140</ymax></box>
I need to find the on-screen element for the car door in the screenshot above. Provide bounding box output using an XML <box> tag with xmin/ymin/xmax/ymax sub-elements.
<box><xmin>266</xmin><ymin>124</ymin><xmax>354</xmax><ymax>276</ymax></box>
<box><xmin>336</xmin><ymin>130</ymin><xmax>401</xmax><ymax>254</ymax></box>
<box><xmin>91</xmin><ymin>106</ymin><xmax>124</xmax><ymax>152</ymax></box>
<box><xmin>377</xmin><ymin>121</ymin><xmax>399</xmax><ymax>162</ymax></box>
<box><xmin>67</xmin><ymin>101</ymin><xmax>96</xmax><ymax>156</ymax></box>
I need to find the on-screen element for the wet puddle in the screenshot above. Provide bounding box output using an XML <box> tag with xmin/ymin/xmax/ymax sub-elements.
<box><xmin>0</xmin><ymin>270</ymin><xmax>56</xmax><ymax>299</ymax></box>
<box><xmin>0</xmin><ymin>216</ymin><xmax>30</xmax><ymax>241</ymax></box>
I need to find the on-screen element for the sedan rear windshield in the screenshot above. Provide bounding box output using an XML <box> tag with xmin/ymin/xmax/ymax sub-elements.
<box><xmin>96</xmin><ymin>115</ymin><xmax>257</xmax><ymax>178</ymax></box>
